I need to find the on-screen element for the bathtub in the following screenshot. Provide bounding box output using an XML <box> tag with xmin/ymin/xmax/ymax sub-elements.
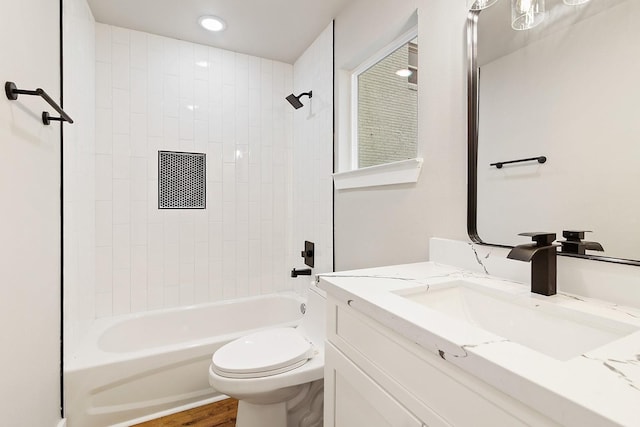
<box><xmin>64</xmin><ymin>292</ymin><xmax>304</xmax><ymax>427</ymax></box>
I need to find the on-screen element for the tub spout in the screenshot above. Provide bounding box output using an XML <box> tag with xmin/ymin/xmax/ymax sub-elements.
<box><xmin>291</xmin><ymin>268</ymin><xmax>312</xmax><ymax>278</ymax></box>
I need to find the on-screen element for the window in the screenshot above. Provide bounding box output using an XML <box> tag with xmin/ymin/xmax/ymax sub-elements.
<box><xmin>352</xmin><ymin>28</ymin><xmax>418</xmax><ymax>169</ymax></box>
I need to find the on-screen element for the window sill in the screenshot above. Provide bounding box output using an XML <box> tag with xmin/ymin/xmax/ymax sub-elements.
<box><xmin>333</xmin><ymin>158</ymin><xmax>423</xmax><ymax>190</ymax></box>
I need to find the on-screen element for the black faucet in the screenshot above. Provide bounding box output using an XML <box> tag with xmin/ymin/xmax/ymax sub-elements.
<box><xmin>291</xmin><ymin>268</ymin><xmax>312</xmax><ymax>278</ymax></box>
<box><xmin>559</xmin><ymin>230</ymin><xmax>604</xmax><ymax>255</ymax></box>
<box><xmin>507</xmin><ymin>232</ymin><xmax>558</xmax><ymax>296</ymax></box>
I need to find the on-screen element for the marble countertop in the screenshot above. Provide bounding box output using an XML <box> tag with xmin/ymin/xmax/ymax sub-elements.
<box><xmin>317</xmin><ymin>261</ymin><xmax>640</xmax><ymax>427</ymax></box>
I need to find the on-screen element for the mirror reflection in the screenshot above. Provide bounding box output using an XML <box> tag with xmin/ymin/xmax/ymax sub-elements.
<box><xmin>471</xmin><ymin>0</ymin><xmax>640</xmax><ymax>262</ymax></box>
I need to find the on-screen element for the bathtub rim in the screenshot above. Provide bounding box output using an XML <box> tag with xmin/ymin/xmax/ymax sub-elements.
<box><xmin>65</xmin><ymin>291</ymin><xmax>305</xmax><ymax>372</ymax></box>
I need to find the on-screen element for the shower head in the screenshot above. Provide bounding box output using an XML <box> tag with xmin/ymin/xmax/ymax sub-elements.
<box><xmin>285</xmin><ymin>91</ymin><xmax>312</xmax><ymax>109</ymax></box>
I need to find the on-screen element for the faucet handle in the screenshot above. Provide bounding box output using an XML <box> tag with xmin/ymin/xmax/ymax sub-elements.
<box><xmin>562</xmin><ymin>230</ymin><xmax>591</xmax><ymax>241</ymax></box>
<box><xmin>560</xmin><ymin>230</ymin><xmax>604</xmax><ymax>254</ymax></box>
<box><xmin>518</xmin><ymin>232</ymin><xmax>556</xmax><ymax>246</ymax></box>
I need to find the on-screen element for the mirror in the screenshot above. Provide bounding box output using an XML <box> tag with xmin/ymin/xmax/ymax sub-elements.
<box><xmin>353</xmin><ymin>29</ymin><xmax>418</xmax><ymax>169</ymax></box>
<box><xmin>467</xmin><ymin>0</ymin><xmax>640</xmax><ymax>264</ymax></box>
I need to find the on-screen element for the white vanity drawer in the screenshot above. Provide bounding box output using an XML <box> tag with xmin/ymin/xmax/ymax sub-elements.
<box><xmin>326</xmin><ymin>343</ymin><xmax>424</xmax><ymax>427</ymax></box>
<box><xmin>328</xmin><ymin>297</ymin><xmax>559</xmax><ymax>427</ymax></box>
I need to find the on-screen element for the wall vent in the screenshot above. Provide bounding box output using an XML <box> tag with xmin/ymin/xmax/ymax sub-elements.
<box><xmin>158</xmin><ymin>151</ymin><xmax>206</xmax><ymax>209</ymax></box>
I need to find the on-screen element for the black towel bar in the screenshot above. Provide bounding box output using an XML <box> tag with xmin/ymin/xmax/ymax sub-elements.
<box><xmin>490</xmin><ymin>156</ymin><xmax>546</xmax><ymax>169</ymax></box>
<box><xmin>5</xmin><ymin>81</ymin><xmax>74</xmax><ymax>125</ymax></box>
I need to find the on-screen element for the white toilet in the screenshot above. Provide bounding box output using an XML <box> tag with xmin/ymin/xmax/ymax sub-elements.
<box><xmin>209</xmin><ymin>283</ymin><xmax>326</xmax><ymax>427</ymax></box>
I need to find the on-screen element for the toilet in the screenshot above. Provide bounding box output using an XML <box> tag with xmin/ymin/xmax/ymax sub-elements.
<box><xmin>209</xmin><ymin>283</ymin><xmax>326</xmax><ymax>427</ymax></box>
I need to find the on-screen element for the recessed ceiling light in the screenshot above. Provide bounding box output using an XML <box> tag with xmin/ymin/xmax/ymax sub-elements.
<box><xmin>199</xmin><ymin>16</ymin><xmax>226</xmax><ymax>32</ymax></box>
<box><xmin>395</xmin><ymin>69</ymin><xmax>413</xmax><ymax>77</ymax></box>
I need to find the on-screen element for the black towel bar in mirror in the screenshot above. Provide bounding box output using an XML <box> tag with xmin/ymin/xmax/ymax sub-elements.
<box><xmin>490</xmin><ymin>156</ymin><xmax>546</xmax><ymax>169</ymax></box>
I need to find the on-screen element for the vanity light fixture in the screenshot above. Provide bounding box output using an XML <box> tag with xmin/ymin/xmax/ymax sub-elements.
<box><xmin>395</xmin><ymin>69</ymin><xmax>413</xmax><ymax>77</ymax></box>
<box><xmin>467</xmin><ymin>0</ymin><xmax>499</xmax><ymax>10</ymax></box>
<box><xmin>511</xmin><ymin>0</ymin><xmax>546</xmax><ymax>31</ymax></box>
<box><xmin>199</xmin><ymin>15</ymin><xmax>226</xmax><ymax>32</ymax></box>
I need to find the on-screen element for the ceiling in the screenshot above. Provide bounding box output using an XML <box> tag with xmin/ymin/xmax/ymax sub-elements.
<box><xmin>87</xmin><ymin>0</ymin><xmax>352</xmax><ymax>64</ymax></box>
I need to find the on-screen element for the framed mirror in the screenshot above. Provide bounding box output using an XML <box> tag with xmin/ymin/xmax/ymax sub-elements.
<box><xmin>467</xmin><ymin>0</ymin><xmax>640</xmax><ymax>265</ymax></box>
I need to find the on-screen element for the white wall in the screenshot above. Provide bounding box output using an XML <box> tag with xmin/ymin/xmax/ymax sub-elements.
<box><xmin>0</xmin><ymin>0</ymin><xmax>62</xmax><ymax>424</ymax></box>
<box><xmin>291</xmin><ymin>22</ymin><xmax>335</xmax><ymax>281</ymax></box>
<box><xmin>334</xmin><ymin>0</ymin><xmax>469</xmax><ymax>270</ymax></box>
<box><xmin>93</xmin><ymin>24</ymin><xmax>295</xmax><ymax>317</ymax></box>
<box><xmin>63</xmin><ymin>0</ymin><xmax>96</xmax><ymax>360</ymax></box>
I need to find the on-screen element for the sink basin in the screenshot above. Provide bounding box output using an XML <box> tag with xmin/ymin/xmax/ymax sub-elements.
<box><xmin>395</xmin><ymin>280</ymin><xmax>639</xmax><ymax>361</ymax></box>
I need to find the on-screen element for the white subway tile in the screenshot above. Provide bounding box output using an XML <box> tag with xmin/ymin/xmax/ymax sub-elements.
<box><xmin>112</xmin><ymin>200</ymin><xmax>130</xmax><ymax>227</ymax></box>
<box><xmin>164</xmin><ymin>286</ymin><xmax>180</xmax><ymax>308</ymax></box>
<box><xmin>95</xmin><ymin>109</ymin><xmax>113</xmax><ymax>154</ymax></box>
<box><xmin>95</xmin><ymin>24</ymin><xmax>112</xmax><ymax>62</ymax></box>
<box><xmin>131</xmin><ymin>245</ymin><xmax>148</xmax><ymax>289</ymax></box>
<box><xmin>113</xmin><ymin>225</ymin><xmax>131</xmax><ymax>270</ymax></box>
<box><xmin>129</xmin><ymin>115</ymin><xmax>147</xmax><ymax>157</ymax></box>
<box><xmin>112</xmin><ymin>89</ymin><xmax>130</xmax><ymax>134</ymax></box>
<box><xmin>208</xmin><ymin>222</ymin><xmax>223</xmax><ymax>260</ymax></box>
<box><xmin>130</xmin><ymin>288</ymin><xmax>148</xmax><ymax>313</ymax></box>
<box><xmin>236</xmin><ymin>183</ymin><xmax>249</xmax><ymax>223</ymax></box>
<box><xmin>112</xmin><ymin>134</ymin><xmax>131</xmax><ymax>157</ymax></box>
<box><xmin>147</xmin><ymin>286</ymin><xmax>164</xmax><ymax>310</ymax></box>
<box><xmin>130</xmin><ymin>69</ymin><xmax>147</xmax><ymax>114</ymax></box>
<box><xmin>95</xmin><ymin>201</ymin><xmax>113</xmax><ymax>246</ymax></box>
<box><xmin>95</xmin><ymin>154</ymin><xmax>112</xmax><ymax>200</ymax></box>
<box><xmin>194</xmin><ymin>45</ymin><xmax>209</xmax><ymax>81</ymax></box>
<box><xmin>95</xmin><ymin>292</ymin><xmax>113</xmax><ymax>318</ymax></box>
<box><xmin>163</xmin><ymin>75</ymin><xmax>180</xmax><ymax>118</ymax></box>
<box><xmin>112</xmin><ymin>42</ymin><xmax>130</xmax><ymax>90</ymax></box>
<box><xmin>163</xmin><ymin>117</ymin><xmax>179</xmax><ymax>148</ymax></box>
<box><xmin>131</xmin><ymin>178</ymin><xmax>147</xmax><ymax>202</ymax></box>
<box><xmin>179</xmin><ymin>100</ymin><xmax>194</xmax><ymax>140</ymax></box>
<box><xmin>163</xmin><ymin>242</ymin><xmax>180</xmax><ymax>286</ymax></box>
<box><xmin>130</xmin><ymin>30</ymin><xmax>148</xmax><ymax>70</ymax></box>
<box><xmin>113</xmin><ymin>155</ymin><xmax>130</xmax><ymax>180</ymax></box>
<box><xmin>113</xmin><ymin>268</ymin><xmax>131</xmax><ymax>315</ymax></box>
<box><xmin>208</xmin><ymin>258</ymin><xmax>223</xmax><ymax>301</ymax></box>
<box><xmin>194</xmin><ymin>284</ymin><xmax>209</xmax><ymax>303</ymax></box>
<box><xmin>207</xmin><ymin>143</ymin><xmax>223</xmax><ymax>183</ymax></box>
<box><xmin>163</xmin><ymin>38</ymin><xmax>180</xmax><ymax>76</ymax></box>
<box><xmin>95</xmin><ymin>246</ymin><xmax>113</xmax><ymax>293</ymax></box>
<box><xmin>194</xmin><ymin>120</ymin><xmax>208</xmax><ymax>151</ymax></box>
<box><xmin>95</xmin><ymin>61</ymin><xmax>112</xmax><ymax>109</ymax></box>
<box><xmin>111</xmin><ymin>26</ymin><xmax>130</xmax><ymax>44</ymax></box>
<box><xmin>131</xmin><ymin>221</ymin><xmax>148</xmax><ymax>246</ymax></box>
<box><xmin>222</xmin><ymin>50</ymin><xmax>235</xmax><ymax>86</ymax></box>
<box><xmin>147</xmin><ymin>101</ymin><xmax>163</xmax><ymax>137</ymax></box>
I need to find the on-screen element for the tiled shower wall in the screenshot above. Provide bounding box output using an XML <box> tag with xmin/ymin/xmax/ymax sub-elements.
<box><xmin>290</xmin><ymin>22</ymin><xmax>334</xmax><ymax>281</ymax></box>
<box><xmin>94</xmin><ymin>23</ymin><xmax>294</xmax><ymax>317</ymax></box>
<box><xmin>63</xmin><ymin>0</ymin><xmax>96</xmax><ymax>352</ymax></box>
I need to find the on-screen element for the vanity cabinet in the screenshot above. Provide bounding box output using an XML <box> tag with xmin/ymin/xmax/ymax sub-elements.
<box><xmin>325</xmin><ymin>343</ymin><xmax>424</xmax><ymax>427</ymax></box>
<box><xmin>324</xmin><ymin>295</ymin><xmax>559</xmax><ymax>427</ymax></box>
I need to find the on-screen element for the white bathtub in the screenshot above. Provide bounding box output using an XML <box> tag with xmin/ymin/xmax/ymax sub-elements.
<box><xmin>64</xmin><ymin>293</ymin><xmax>304</xmax><ymax>427</ymax></box>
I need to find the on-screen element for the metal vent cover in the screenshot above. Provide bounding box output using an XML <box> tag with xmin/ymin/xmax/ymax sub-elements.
<box><xmin>158</xmin><ymin>151</ymin><xmax>206</xmax><ymax>209</ymax></box>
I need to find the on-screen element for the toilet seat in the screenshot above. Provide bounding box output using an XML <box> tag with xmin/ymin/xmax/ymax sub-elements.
<box><xmin>212</xmin><ymin>327</ymin><xmax>314</xmax><ymax>379</ymax></box>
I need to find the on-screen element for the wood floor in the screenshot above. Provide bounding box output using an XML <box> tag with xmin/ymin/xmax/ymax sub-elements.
<box><xmin>132</xmin><ymin>399</ymin><xmax>238</xmax><ymax>427</ymax></box>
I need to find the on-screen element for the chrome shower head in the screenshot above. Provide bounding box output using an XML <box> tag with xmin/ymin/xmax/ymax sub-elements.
<box><xmin>285</xmin><ymin>91</ymin><xmax>312</xmax><ymax>109</ymax></box>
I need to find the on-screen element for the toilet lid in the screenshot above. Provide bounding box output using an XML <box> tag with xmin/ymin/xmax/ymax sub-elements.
<box><xmin>211</xmin><ymin>327</ymin><xmax>314</xmax><ymax>379</ymax></box>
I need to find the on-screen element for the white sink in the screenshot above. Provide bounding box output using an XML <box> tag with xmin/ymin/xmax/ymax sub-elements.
<box><xmin>395</xmin><ymin>280</ymin><xmax>639</xmax><ymax>361</ymax></box>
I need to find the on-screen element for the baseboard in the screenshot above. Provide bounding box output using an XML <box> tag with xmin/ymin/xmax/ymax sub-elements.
<box><xmin>56</xmin><ymin>419</ymin><xmax>67</xmax><ymax>427</ymax></box>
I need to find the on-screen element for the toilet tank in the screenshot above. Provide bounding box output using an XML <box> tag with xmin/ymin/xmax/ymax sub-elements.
<box><xmin>297</xmin><ymin>282</ymin><xmax>326</xmax><ymax>351</ymax></box>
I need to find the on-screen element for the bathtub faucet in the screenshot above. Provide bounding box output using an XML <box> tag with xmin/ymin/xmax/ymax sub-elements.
<box><xmin>291</xmin><ymin>268</ymin><xmax>312</xmax><ymax>278</ymax></box>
